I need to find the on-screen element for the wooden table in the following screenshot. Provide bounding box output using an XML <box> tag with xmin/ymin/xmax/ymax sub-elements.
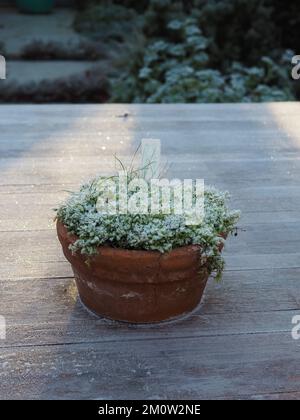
<box><xmin>1</xmin><ymin>103</ymin><xmax>300</xmax><ymax>400</ymax></box>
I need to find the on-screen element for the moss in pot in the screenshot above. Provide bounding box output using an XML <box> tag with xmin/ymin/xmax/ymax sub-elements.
<box><xmin>56</xmin><ymin>168</ymin><xmax>240</xmax><ymax>323</ymax></box>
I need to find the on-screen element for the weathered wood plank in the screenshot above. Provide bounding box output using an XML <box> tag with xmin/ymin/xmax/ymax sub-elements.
<box><xmin>1</xmin><ymin>103</ymin><xmax>300</xmax><ymax>400</ymax></box>
<box><xmin>0</xmin><ymin>332</ymin><xmax>299</xmax><ymax>400</ymax></box>
<box><xmin>0</xmin><ymin>131</ymin><xmax>297</xmax><ymax>157</ymax></box>
<box><xmin>0</xmin><ymin>309</ymin><xmax>297</xmax><ymax>349</ymax></box>
<box><xmin>1</xmin><ymin>224</ymin><xmax>300</xmax><ymax>279</ymax></box>
<box><xmin>2</xmin><ymin>187</ymin><xmax>300</xmax><ymax>230</ymax></box>
<box><xmin>249</xmin><ymin>392</ymin><xmax>300</xmax><ymax>401</ymax></box>
<box><xmin>0</xmin><ymin>270</ymin><xmax>299</xmax><ymax>348</ymax></box>
<box><xmin>1</xmin><ymin>157</ymin><xmax>300</xmax><ymax>193</ymax></box>
<box><xmin>0</xmin><ymin>104</ymin><xmax>299</xmax><ymax>168</ymax></box>
<box><xmin>3</xmin><ymin>253</ymin><xmax>299</xmax><ymax>280</ymax></box>
<box><xmin>0</xmin><ymin>102</ymin><xmax>299</xmax><ymax>120</ymax></box>
<box><xmin>2</xmin><ymin>223</ymin><xmax>300</xmax><ymax>258</ymax></box>
<box><xmin>1</xmin><ymin>267</ymin><xmax>300</xmax><ymax>327</ymax></box>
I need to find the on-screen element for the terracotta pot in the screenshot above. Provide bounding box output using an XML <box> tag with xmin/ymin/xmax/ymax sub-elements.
<box><xmin>57</xmin><ymin>221</ymin><xmax>224</xmax><ymax>323</ymax></box>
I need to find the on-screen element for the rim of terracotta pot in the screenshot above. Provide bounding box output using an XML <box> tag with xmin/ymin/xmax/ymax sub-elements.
<box><xmin>57</xmin><ymin>221</ymin><xmax>226</xmax><ymax>263</ymax></box>
<box><xmin>57</xmin><ymin>219</ymin><xmax>202</xmax><ymax>258</ymax></box>
<box><xmin>56</xmin><ymin>220</ymin><xmax>217</xmax><ymax>287</ymax></box>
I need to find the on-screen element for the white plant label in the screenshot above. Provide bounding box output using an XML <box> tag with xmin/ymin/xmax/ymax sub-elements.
<box><xmin>141</xmin><ymin>138</ymin><xmax>161</xmax><ymax>180</ymax></box>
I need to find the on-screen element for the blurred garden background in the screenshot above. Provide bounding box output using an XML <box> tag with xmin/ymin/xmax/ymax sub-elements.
<box><xmin>0</xmin><ymin>0</ymin><xmax>299</xmax><ymax>103</ymax></box>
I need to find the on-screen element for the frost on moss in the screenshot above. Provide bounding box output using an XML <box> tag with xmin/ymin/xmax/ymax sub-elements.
<box><xmin>56</xmin><ymin>174</ymin><xmax>240</xmax><ymax>280</ymax></box>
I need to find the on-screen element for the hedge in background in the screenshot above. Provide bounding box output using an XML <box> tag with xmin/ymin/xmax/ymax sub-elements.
<box><xmin>0</xmin><ymin>69</ymin><xmax>109</xmax><ymax>103</ymax></box>
<box><xmin>76</xmin><ymin>0</ymin><xmax>298</xmax><ymax>103</ymax></box>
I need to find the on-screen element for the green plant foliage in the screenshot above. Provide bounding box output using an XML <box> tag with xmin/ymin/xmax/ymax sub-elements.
<box><xmin>56</xmin><ymin>171</ymin><xmax>240</xmax><ymax>279</ymax></box>
<box><xmin>192</xmin><ymin>0</ymin><xmax>278</xmax><ymax>67</ymax></box>
<box><xmin>192</xmin><ymin>0</ymin><xmax>300</xmax><ymax>67</ymax></box>
<box><xmin>73</xmin><ymin>0</ymin><xmax>298</xmax><ymax>103</ymax></box>
<box><xmin>73</xmin><ymin>2</ymin><xmax>143</xmax><ymax>42</ymax></box>
<box><xmin>111</xmin><ymin>17</ymin><xmax>294</xmax><ymax>103</ymax></box>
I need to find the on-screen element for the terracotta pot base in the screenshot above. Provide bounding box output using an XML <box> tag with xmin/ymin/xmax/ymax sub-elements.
<box><xmin>57</xmin><ymin>221</ymin><xmax>214</xmax><ymax>323</ymax></box>
<box><xmin>78</xmin><ymin>294</ymin><xmax>203</xmax><ymax>325</ymax></box>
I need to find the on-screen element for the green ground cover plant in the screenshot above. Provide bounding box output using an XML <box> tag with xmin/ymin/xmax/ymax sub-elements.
<box><xmin>56</xmin><ymin>166</ymin><xmax>240</xmax><ymax>280</ymax></box>
<box><xmin>74</xmin><ymin>0</ymin><xmax>298</xmax><ymax>103</ymax></box>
